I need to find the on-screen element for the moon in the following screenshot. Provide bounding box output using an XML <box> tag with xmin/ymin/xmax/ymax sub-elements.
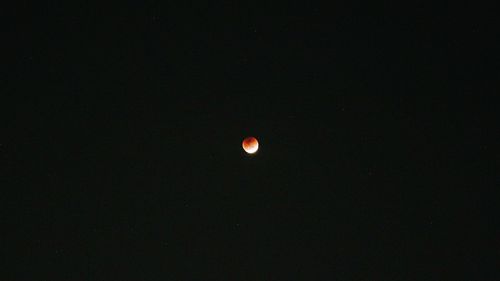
<box><xmin>242</xmin><ymin>137</ymin><xmax>259</xmax><ymax>154</ymax></box>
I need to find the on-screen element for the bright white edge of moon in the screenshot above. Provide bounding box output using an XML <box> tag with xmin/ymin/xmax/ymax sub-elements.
<box><xmin>244</xmin><ymin>143</ymin><xmax>259</xmax><ymax>154</ymax></box>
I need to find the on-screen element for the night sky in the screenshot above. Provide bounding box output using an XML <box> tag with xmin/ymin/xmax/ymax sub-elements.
<box><xmin>3</xmin><ymin>2</ymin><xmax>497</xmax><ymax>280</ymax></box>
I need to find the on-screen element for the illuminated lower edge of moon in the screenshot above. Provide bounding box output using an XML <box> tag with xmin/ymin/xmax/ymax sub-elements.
<box><xmin>244</xmin><ymin>144</ymin><xmax>258</xmax><ymax>154</ymax></box>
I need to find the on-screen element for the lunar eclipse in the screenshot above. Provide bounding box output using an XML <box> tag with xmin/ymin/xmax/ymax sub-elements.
<box><xmin>242</xmin><ymin>137</ymin><xmax>259</xmax><ymax>154</ymax></box>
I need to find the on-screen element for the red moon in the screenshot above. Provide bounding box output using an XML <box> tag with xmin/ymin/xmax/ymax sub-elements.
<box><xmin>242</xmin><ymin>137</ymin><xmax>259</xmax><ymax>154</ymax></box>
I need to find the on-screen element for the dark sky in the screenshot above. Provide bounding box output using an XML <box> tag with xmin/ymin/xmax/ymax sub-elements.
<box><xmin>3</xmin><ymin>2</ymin><xmax>497</xmax><ymax>280</ymax></box>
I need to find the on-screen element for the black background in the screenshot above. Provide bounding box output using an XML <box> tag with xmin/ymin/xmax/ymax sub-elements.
<box><xmin>3</xmin><ymin>2</ymin><xmax>498</xmax><ymax>280</ymax></box>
